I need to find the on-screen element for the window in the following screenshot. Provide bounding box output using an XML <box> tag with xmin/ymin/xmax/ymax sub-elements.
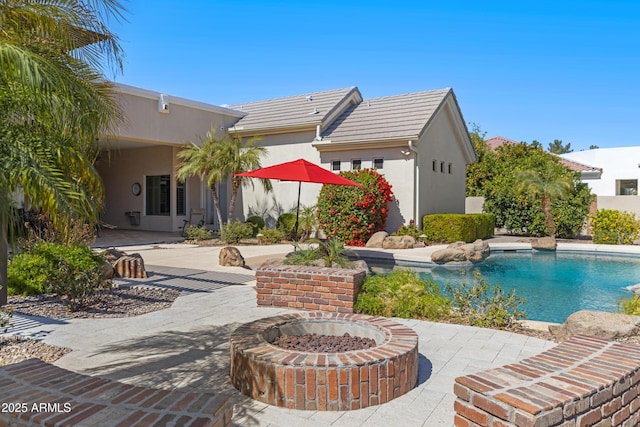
<box><xmin>448</xmin><ymin>163</ymin><xmax>453</xmax><ymax>174</ymax></box>
<box><xmin>351</xmin><ymin>159</ymin><xmax>361</xmax><ymax>170</ymax></box>
<box><xmin>146</xmin><ymin>175</ymin><xmax>170</xmax><ymax>215</ymax></box>
<box><xmin>331</xmin><ymin>160</ymin><xmax>341</xmax><ymax>171</ymax></box>
<box><xmin>373</xmin><ymin>158</ymin><xmax>384</xmax><ymax>169</ymax></box>
<box><xmin>617</xmin><ymin>179</ymin><xmax>638</xmax><ymax>195</ymax></box>
<box><xmin>176</xmin><ymin>179</ymin><xmax>186</xmax><ymax>216</ymax></box>
<box><xmin>432</xmin><ymin>160</ymin><xmax>437</xmax><ymax>172</ymax></box>
<box><xmin>440</xmin><ymin>161</ymin><xmax>445</xmax><ymax>173</ymax></box>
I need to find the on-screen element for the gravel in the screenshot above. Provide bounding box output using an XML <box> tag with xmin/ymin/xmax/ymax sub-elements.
<box><xmin>271</xmin><ymin>333</ymin><xmax>377</xmax><ymax>353</ymax></box>
<box><xmin>1</xmin><ymin>287</ymin><xmax>180</xmax><ymax>366</ymax></box>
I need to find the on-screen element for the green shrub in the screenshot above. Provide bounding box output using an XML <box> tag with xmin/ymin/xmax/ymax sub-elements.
<box><xmin>317</xmin><ymin>168</ymin><xmax>394</xmax><ymax>246</ymax></box>
<box><xmin>284</xmin><ymin>246</ymin><xmax>321</xmax><ymax>266</ymax></box>
<box><xmin>392</xmin><ymin>220</ymin><xmax>421</xmax><ymax>239</ymax></box>
<box><xmin>246</xmin><ymin>216</ymin><xmax>265</xmax><ymax>237</ymax></box>
<box><xmin>354</xmin><ymin>270</ymin><xmax>450</xmax><ymax>320</ymax></box>
<box><xmin>258</xmin><ymin>228</ymin><xmax>284</xmax><ymax>244</ymax></box>
<box><xmin>277</xmin><ymin>213</ymin><xmax>297</xmax><ymax>240</ymax></box>
<box><xmin>590</xmin><ymin>209</ymin><xmax>640</xmax><ymax>245</ymax></box>
<box><xmin>446</xmin><ymin>272</ymin><xmax>526</xmax><ymax>328</ymax></box>
<box><xmin>422</xmin><ymin>214</ymin><xmax>495</xmax><ymax>243</ymax></box>
<box><xmin>220</xmin><ymin>220</ymin><xmax>254</xmax><ymax>244</ymax></box>
<box><xmin>51</xmin><ymin>259</ymin><xmax>106</xmax><ymax>311</ymax></box>
<box><xmin>184</xmin><ymin>225</ymin><xmax>213</xmax><ymax>241</ymax></box>
<box><xmin>619</xmin><ymin>294</ymin><xmax>640</xmax><ymax>315</ymax></box>
<box><xmin>8</xmin><ymin>242</ymin><xmax>105</xmax><ymax>297</ymax></box>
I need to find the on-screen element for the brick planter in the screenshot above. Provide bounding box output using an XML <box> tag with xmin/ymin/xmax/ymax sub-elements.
<box><xmin>255</xmin><ymin>264</ymin><xmax>366</xmax><ymax>313</ymax></box>
<box><xmin>229</xmin><ymin>312</ymin><xmax>418</xmax><ymax>411</ymax></box>
<box><xmin>454</xmin><ymin>335</ymin><xmax>640</xmax><ymax>427</ymax></box>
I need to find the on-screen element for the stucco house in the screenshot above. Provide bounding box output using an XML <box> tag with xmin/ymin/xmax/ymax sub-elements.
<box><xmin>97</xmin><ymin>83</ymin><xmax>476</xmax><ymax>232</ymax></box>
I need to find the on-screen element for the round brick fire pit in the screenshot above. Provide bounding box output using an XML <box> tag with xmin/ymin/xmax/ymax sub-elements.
<box><xmin>229</xmin><ymin>311</ymin><xmax>419</xmax><ymax>411</ymax></box>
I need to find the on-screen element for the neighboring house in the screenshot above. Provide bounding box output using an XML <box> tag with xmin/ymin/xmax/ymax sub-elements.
<box><xmin>97</xmin><ymin>84</ymin><xmax>476</xmax><ymax>232</ymax></box>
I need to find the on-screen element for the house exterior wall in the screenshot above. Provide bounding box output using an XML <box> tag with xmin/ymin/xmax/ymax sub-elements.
<box><xmin>561</xmin><ymin>147</ymin><xmax>640</xmax><ymax>196</ymax></box>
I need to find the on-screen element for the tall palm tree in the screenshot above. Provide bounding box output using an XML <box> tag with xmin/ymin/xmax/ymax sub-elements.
<box><xmin>177</xmin><ymin>130</ymin><xmax>271</xmax><ymax>228</ymax></box>
<box><xmin>516</xmin><ymin>166</ymin><xmax>573</xmax><ymax>237</ymax></box>
<box><xmin>0</xmin><ymin>0</ymin><xmax>125</xmax><ymax>305</ymax></box>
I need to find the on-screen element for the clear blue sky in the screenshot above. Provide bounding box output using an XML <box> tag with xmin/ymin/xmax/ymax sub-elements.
<box><xmin>110</xmin><ymin>1</ymin><xmax>640</xmax><ymax>151</ymax></box>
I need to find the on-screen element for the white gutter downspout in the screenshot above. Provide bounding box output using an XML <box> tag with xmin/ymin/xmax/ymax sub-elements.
<box><xmin>408</xmin><ymin>140</ymin><xmax>419</xmax><ymax>225</ymax></box>
<box><xmin>315</xmin><ymin>124</ymin><xmax>322</xmax><ymax>141</ymax></box>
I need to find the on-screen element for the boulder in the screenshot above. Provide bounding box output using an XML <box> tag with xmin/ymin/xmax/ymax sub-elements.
<box><xmin>365</xmin><ymin>231</ymin><xmax>388</xmax><ymax>248</ymax></box>
<box><xmin>219</xmin><ymin>246</ymin><xmax>246</xmax><ymax>267</ymax></box>
<box><xmin>382</xmin><ymin>235</ymin><xmax>416</xmax><ymax>249</ymax></box>
<box><xmin>348</xmin><ymin>259</ymin><xmax>371</xmax><ymax>275</ymax></box>
<box><xmin>431</xmin><ymin>239</ymin><xmax>490</xmax><ymax>264</ymax></box>
<box><xmin>102</xmin><ymin>261</ymin><xmax>115</xmax><ymax>280</ymax></box>
<box><xmin>549</xmin><ymin>310</ymin><xmax>640</xmax><ymax>341</ymax></box>
<box><xmin>104</xmin><ymin>248</ymin><xmax>127</xmax><ymax>264</ymax></box>
<box><xmin>113</xmin><ymin>253</ymin><xmax>147</xmax><ymax>278</ymax></box>
<box><xmin>532</xmin><ymin>236</ymin><xmax>557</xmax><ymax>251</ymax></box>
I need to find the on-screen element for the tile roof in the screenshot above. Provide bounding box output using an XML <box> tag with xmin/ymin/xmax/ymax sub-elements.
<box><xmin>228</xmin><ymin>87</ymin><xmax>360</xmax><ymax>132</ymax></box>
<box><xmin>485</xmin><ymin>136</ymin><xmax>519</xmax><ymax>150</ymax></box>
<box><xmin>557</xmin><ymin>157</ymin><xmax>602</xmax><ymax>172</ymax></box>
<box><xmin>321</xmin><ymin>89</ymin><xmax>452</xmax><ymax>143</ymax></box>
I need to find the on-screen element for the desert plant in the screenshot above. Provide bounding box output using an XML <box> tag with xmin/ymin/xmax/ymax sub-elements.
<box><xmin>317</xmin><ymin>168</ymin><xmax>394</xmax><ymax>246</ymax></box>
<box><xmin>277</xmin><ymin>213</ymin><xmax>297</xmax><ymax>240</ymax></box>
<box><xmin>220</xmin><ymin>220</ymin><xmax>253</xmax><ymax>244</ymax></box>
<box><xmin>284</xmin><ymin>246</ymin><xmax>321</xmax><ymax>266</ymax></box>
<box><xmin>245</xmin><ymin>216</ymin><xmax>265</xmax><ymax>237</ymax></box>
<box><xmin>446</xmin><ymin>272</ymin><xmax>526</xmax><ymax>328</ymax></box>
<box><xmin>50</xmin><ymin>259</ymin><xmax>107</xmax><ymax>311</ymax></box>
<box><xmin>297</xmin><ymin>204</ymin><xmax>319</xmax><ymax>241</ymax></box>
<box><xmin>354</xmin><ymin>269</ymin><xmax>450</xmax><ymax>320</ymax></box>
<box><xmin>590</xmin><ymin>209</ymin><xmax>640</xmax><ymax>245</ymax></box>
<box><xmin>392</xmin><ymin>220</ymin><xmax>421</xmax><ymax>239</ymax></box>
<box><xmin>619</xmin><ymin>294</ymin><xmax>640</xmax><ymax>316</ymax></box>
<box><xmin>0</xmin><ymin>305</ymin><xmax>12</xmax><ymax>333</ymax></box>
<box><xmin>258</xmin><ymin>228</ymin><xmax>284</xmax><ymax>244</ymax></box>
<box><xmin>8</xmin><ymin>242</ymin><xmax>105</xmax><ymax>297</ymax></box>
<box><xmin>318</xmin><ymin>239</ymin><xmax>353</xmax><ymax>268</ymax></box>
<box><xmin>184</xmin><ymin>225</ymin><xmax>213</xmax><ymax>241</ymax></box>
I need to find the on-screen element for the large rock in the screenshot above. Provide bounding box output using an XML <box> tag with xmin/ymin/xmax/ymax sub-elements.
<box><xmin>549</xmin><ymin>310</ymin><xmax>640</xmax><ymax>341</ymax></box>
<box><xmin>112</xmin><ymin>253</ymin><xmax>147</xmax><ymax>278</ymax></box>
<box><xmin>382</xmin><ymin>235</ymin><xmax>416</xmax><ymax>249</ymax></box>
<box><xmin>365</xmin><ymin>231</ymin><xmax>388</xmax><ymax>248</ymax></box>
<box><xmin>431</xmin><ymin>239</ymin><xmax>490</xmax><ymax>264</ymax></box>
<box><xmin>219</xmin><ymin>246</ymin><xmax>246</xmax><ymax>267</ymax></box>
<box><xmin>532</xmin><ymin>236</ymin><xmax>557</xmax><ymax>251</ymax></box>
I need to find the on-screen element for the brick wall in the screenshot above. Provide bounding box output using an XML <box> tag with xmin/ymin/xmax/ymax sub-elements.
<box><xmin>454</xmin><ymin>335</ymin><xmax>640</xmax><ymax>427</ymax></box>
<box><xmin>255</xmin><ymin>265</ymin><xmax>367</xmax><ymax>313</ymax></box>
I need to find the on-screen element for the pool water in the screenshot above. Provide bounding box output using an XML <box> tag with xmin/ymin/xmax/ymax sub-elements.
<box><xmin>375</xmin><ymin>252</ymin><xmax>640</xmax><ymax>323</ymax></box>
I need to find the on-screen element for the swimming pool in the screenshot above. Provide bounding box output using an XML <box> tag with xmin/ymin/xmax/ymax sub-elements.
<box><xmin>372</xmin><ymin>251</ymin><xmax>640</xmax><ymax>323</ymax></box>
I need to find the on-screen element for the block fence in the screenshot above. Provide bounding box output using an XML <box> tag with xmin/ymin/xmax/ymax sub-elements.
<box><xmin>255</xmin><ymin>264</ymin><xmax>367</xmax><ymax>313</ymax></box>
<box><xmin>0</xmin><ymin>359</ymin><xmax>233</xmax><ymax>427</ymax></box>
<box><xmin>454</xmin><ymin>335</ymin><xmax>640</xmax><ymax>427</ymax></box>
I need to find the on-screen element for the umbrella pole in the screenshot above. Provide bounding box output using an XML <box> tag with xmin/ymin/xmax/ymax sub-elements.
<box><xmin>294</xmin><ymin>181</ymin><xmax>301</xmax><ymax>242</ymax></box>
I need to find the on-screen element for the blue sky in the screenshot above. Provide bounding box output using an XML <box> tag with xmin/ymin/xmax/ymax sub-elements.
<box><xmin>111</xmin><ymin>1</ymin><xmax>640</xmax><ymax>151</ymax></box>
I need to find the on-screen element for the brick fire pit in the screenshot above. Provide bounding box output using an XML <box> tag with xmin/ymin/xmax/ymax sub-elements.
<box><xmin>229</xmin><ymin>311</ymin><xmax>418</xmax><ymax>411</ymax></box>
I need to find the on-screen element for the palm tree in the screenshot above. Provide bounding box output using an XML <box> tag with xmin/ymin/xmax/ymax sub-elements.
<box><xmin>177</xmin><ymin>131</ymin><xmax>271</xmax><ymax>228</ymax></box>
<box><xmin>0</xmin><ymin>0</ymin><xmax>125</xmax><ymax>305</ymax></box>
<box><xmin>515</xmin><ymin>166</ymin><xmax>573</xmax><ymax>237</ymax></box>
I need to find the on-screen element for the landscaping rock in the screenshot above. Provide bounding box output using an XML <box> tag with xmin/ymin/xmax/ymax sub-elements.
<box><xmin>102</xmin><ymin>261</ymin><xmax>114</xmax><ymax>280</ymax></box>
<box><xmin>349</xmin><ymin>259</ymin><xmax>370</xmax><ymax>274</ymax></box>
<box><xmin>113</xmin><ymin>253</ymin><xmax>147</xmax><ymax>278</ymax></box>
<box><xmin>219</xmin><ymin>246</ymin><xmax>246</xmax><ymax>267</ymax></box>
<box><xmin>382</xmin><ymin>235</ymin><xmax>416</xmax><ymax>249</ymax></box>
<box><xmin>366</xmin><ymin>231</ymin><xmax>388</xmax><ymax>248</ymax></box>
<box><xmin>532</xmin><ymin>236</ymin><xmax>557</xmax><ymax>251</ymax></box>
<box><xmin>431</xmin><ymin>239</ymin><xmax>490</xmax><ymax>264</ymax></box>
<box><xmin>549</xmin><ymin>310</ymin><xmax>640</xmax><ymax>341</ymax></box>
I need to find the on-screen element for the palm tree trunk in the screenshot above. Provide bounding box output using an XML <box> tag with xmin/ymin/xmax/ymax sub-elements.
<box><xmin>542</xmin><ymin>195</ymin><xmax>555</xmax><ymax>237</ymax></box>
<box><xmin>209</xmin><ymin>184</ymin><xmax>224</xmax><ymax>231</ymax></box>
<box><xmin>227</xmin><ymin>177</ymin><xmax>242</xmax><ymax>225</ymax></box>
<box><xmin>0</xmin><ymin>215</ymin><xmax>8</xmax><ymax>306</ymax></box>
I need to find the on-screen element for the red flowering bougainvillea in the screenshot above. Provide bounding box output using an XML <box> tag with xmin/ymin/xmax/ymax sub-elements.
<box><xmin>317</xmin><ymin>168</ymin><xmax>394</xmax><ymax>246</ymax></box>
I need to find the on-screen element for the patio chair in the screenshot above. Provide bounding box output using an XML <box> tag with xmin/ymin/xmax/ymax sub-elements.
<box><xmin>181</xmin><ymin>208</ymin><xmax>205</xmax><ymax>236</ymax></box>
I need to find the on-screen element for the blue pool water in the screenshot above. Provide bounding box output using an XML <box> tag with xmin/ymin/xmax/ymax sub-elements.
<box><xmin>376</xmin><ymin>251</ymin><xmax>640</xmax><ymax>323</ymax></box>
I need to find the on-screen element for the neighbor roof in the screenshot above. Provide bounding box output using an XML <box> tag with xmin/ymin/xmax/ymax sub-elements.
<box><xmin>228</xmin><ymin>87</ymin><xmax>361</xmax><ymax>132</ymax></box>
<box><xmin>321</xmin><ymin>89</ymin><xmax>452</xmax><ymax>143</ymax></box>
<box><xmin>557</xmin><ymin>157</ymin><xmax>602</xmax><ymax>173</ymax></box>
<box><xmin>485</xmin><ymin>136</ymin><xmax>519</xmax><ymax>150</ymax></box>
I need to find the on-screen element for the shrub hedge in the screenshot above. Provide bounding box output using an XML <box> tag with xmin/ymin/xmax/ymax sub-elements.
<box><xmin>422</xmin><ymin>213</ymin><xmax>495</xmax><ymax>243</ymax></box>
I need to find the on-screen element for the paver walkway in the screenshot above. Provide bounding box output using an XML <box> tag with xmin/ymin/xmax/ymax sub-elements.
<box><xmin>5</xmin><ymin>241</ymin><xmax>560</xmax><ymax>426</ymax></box>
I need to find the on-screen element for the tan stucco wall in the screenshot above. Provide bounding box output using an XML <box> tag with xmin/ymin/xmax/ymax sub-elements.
<box><xmin>596</xmin><ymin>196</ymin><xmax>640</xmax><ymax>217</ymax></box>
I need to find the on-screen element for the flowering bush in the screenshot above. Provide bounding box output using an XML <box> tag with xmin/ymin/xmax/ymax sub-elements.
<box><xmin>317</xmin><ymin>168</ymin><xmax>393</xmax><ymax>246</ymax></box>
<box><xmin>590</xmin><ymin>209</ymin><xmax>640</xmax><ymax>244</ymax></box>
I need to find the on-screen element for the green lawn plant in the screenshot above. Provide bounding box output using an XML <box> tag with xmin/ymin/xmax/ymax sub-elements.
<box><xmin>184</xmin><ymin>225</ymin><xmax>213</xmax><ymax>241</ymax></box>
<box><xmin>258</xmin><ymin>228</ymin><xmax>284</xmax><ymax>244</ymax></box>
<box><xmin>220</xmin><ymin>220</ymin><xmax>253</xmax><ymax>244</ymax></box>
<box><xmin>354</xmin><ymin>269</ymin><xmax>450</xmax><ymax>320</ymax></box>
<box><xmin>317</xmin><ymin>168</ymin><xmax>393</xmax><ymax>246</ymax></box>
<box><xmin>590</xmin><ymin>209</ymin><xmax>640</xmax><ymax>245</ymax></box>
<box><xmin>245</xmin><ymin>216</ymin><xmax>265</xmax><ymax>237</ymax></box>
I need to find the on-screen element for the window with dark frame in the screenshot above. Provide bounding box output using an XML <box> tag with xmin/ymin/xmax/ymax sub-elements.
<box><xmin>351</xmin><ymin>159</ymin><xmax>361</xmax><ymax>170</ymax></box>
<box><xmin>432</xmin><ymin>159</ymin><xmax>437</xmax><ymax>172</ymax></box>
<box><xmin>146</xmin><ymin>175</ymin><xmax>170</xmax><ymax>216</ymax></box>
<box><xmin>440</xmin><ymin>161</ymin><xmax>445</xmax><ymax>173</ymax></box>
<box><xmin>373</xmin><ymin>158</ymin><xmax>384</xmax><ymax>169</ymax></box>
<box><xmin>448</xmin><ymin>163</ymin><xmax>453</xmax><ymax>174</ymax></box>
<box><xmin>176</xmin><ymin>179</ymin><xmax>186</xmax><ymax>216</ymax></box>
<box><xmin>331</xmin><ymin>160</ymin><xmax>341</xmax><ymax>171</ymax></box>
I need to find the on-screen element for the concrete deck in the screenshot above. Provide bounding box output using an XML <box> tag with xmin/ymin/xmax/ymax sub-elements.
<box><xmin>4</xmin><ymin>238</ymin><xmax>559</xmax><ymax>427</ymax></box>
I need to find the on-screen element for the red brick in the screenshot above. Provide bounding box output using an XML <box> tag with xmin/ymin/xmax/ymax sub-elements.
<box><xmin>613</xmin><ymin>406</ymin><xmax>630</xmax><ymax>426</ymax></box>
<box><xmin>454</xmin><ymin>399</ymin><xmax>489</xmax><ymax>426</ymax></box>
<box><xmin>578</xmin><ymin>408</ymin><xmax>603</xmax><ymax>427</ymax></box>
<box><xmin>328</xmin><ymin>370</ymin><xmax>338</xmax><ymax>401</ymax></box>
<box><xmin>305</xmin><ymin>368</ymin><xmax>316</xmax><ymax>401</ymax></box>
<box><xmin>472</xmin><ymin>393</ymin><xmax>511</xmax><ymax>420</ymax></box>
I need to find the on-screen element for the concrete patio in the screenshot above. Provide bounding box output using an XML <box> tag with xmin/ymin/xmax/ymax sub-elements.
<box><xmin>5</xmin><ymin>240</ymin><xmax>557</xmax><ymax>426</ymax></box>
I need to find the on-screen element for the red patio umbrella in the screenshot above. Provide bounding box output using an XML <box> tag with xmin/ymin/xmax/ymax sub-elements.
<box><xmin>235</xmin><ymin>159</ymin><xmax>360</xmax><ymax>240</ymax></box>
